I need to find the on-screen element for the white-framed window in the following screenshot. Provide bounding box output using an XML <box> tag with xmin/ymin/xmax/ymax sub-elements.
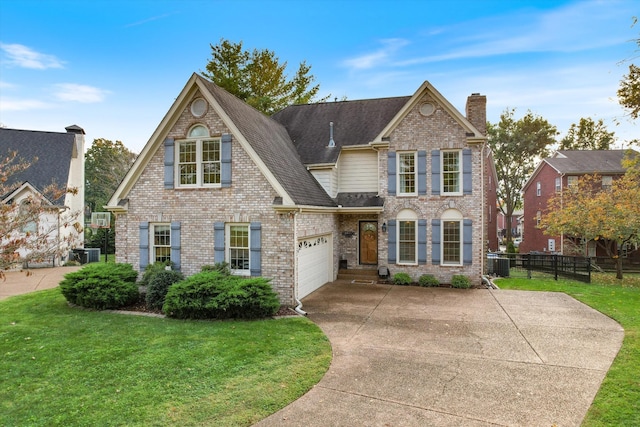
<box><xmin>555</xmin><ymin>177</ymin><xmax>561</xmax><ymax>192</ymax></box>
<box><xmin>397</xmin><ymin>209</ymin><xmax>417</xmax><ymax>264</ymax></box>
<box><xmin>602</xmin><ymin>176</ymin><xmax>613</xmax><ymax>189</ymax></box>
<box><xmin>397</xmin><ymin>152</ymin><xmax>416</xmax><ymax>195</ymax></box>
<box><xmin>227</xmin><ymin>223</ymin><xmax>250</xmax><ymax>275</ymax></box>
<box><xmin>568</xmin><ymin>176</ymin><xmax>578</xmax><ymax>188</ymax></box>
<box><xmin>536</xmin><ymin>181</ymin><xmax>541</xmax><ymax>196</ymax></box>
<box><xmin>176</xmin><ymin>125</ymin><xmax>221</xmax><ymax>188</ymax></box>
<box><xmin>152</xmin><ymin>223</ymin><xmax>171</xmax><ymax>264</ymax></box>
<box><xmin>441</xmin><ymin>209</ymin><xmax>462</xmax><ymax>265</ymax></box>
<box><xmin>536</xmin><ymin>211</ymin><xmax>541</xmax><ymax>226</ymax></box>
<box><xmin>442</xmin><ymin>150</ymin><xmax>461</xmax><ymax>195</ymax></box>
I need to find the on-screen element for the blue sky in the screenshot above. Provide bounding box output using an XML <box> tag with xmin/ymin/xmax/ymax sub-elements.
<box><xmin>1</xmin><ymin>0</ymin><xmax>638</xmax><ymax>153</ymax></box>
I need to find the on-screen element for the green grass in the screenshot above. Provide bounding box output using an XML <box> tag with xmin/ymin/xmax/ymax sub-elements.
<box><xmin>495</xmin><ymin>272</ymin><xmax>640</xmax><ymax>427</ymax></box>
<box><xmin>0</xmin><ymin>289</ymin><xmax>331</xmax><ymax>426</ymax></box>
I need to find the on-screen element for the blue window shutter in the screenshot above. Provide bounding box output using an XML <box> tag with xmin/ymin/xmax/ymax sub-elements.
<box><xmin>250</xmin><ymin>222</ymin><xmax>262</xmax><ymax>277</ymax></box>
<box><xmin>164</xmin><ymin>138</ymin><xmax>175</xmax><ymax>189</ymax></box>
<box><xmin>387</xmin><ymin>152</ymin><xmax>396</xmax><ymax>195</ymax></box>
<box><xmin>170</xmin><ymin>221</ymin><xmax>181</xmax><ymax>271</ymax></box>
<box><xmin>417</xmin><ymin>151</ymin><xmax>427</xmax><ymax>195</ymax></box>
<box><xmin>463</xmin><ymin>148</ymin><xmax>472</xmax><ymax>195</ymax></box>
<box><xmin>387</xmin><ymin>220</ymin><xmax>397</xmax><ymax>264</ymax></box>
<box><xmin>139</xmin><ymin>222</ymin><xmax>149</xmax><ymax>271</ymax></box>
<box><xmin>463</xmin><ymin>219</ymin><xmax>473</xmax><ymax>265</ymax></box>
<box><xmin>214</xmin><ymin>222</ymin><xmax>225</xmax><ymax>264</ymax></box>
<box><xmin>418</xmin><ymin>219</ymin><xmax>427</xmax><ymax>264</ymax></box>
<box><xmin>431</xmin><ymin>219</ymin><xmax>441</xmax><ymax>265</ymax></box>
<box><xmin>431</xmin><ymin>150</ymin><xmax>440</xmax><ymax>195</ymax></box>
<box><xmin>221</xmin><ymin>134</ymin><xmax>232</xmax><ymax>188</ymax></box>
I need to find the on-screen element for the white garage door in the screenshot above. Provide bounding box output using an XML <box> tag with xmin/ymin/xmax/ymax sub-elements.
<box><xmin>298</xmin><ymin>234</ymin><xmax>333</xmax><ymax>299</ymax></box>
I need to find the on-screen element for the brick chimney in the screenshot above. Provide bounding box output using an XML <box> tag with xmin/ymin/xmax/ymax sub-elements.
<box><xmin>465</xmin><ymin>93</ymin><xmax>486</xmax><ymax>136</ymax></box>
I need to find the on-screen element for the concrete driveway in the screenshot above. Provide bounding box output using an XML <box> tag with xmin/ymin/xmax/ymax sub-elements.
<box><xmin>256</xmin><ymin>282</ymin><xmax>623</xmax><ymax>426</ymax></box>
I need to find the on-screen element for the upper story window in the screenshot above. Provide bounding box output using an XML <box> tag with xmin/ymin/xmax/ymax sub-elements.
<box><xmin>536</xmin><ymin>182</ymin><xmax>541</xmax><ymax>196</ymax></box>
<box><xmin>602</xmin><ymin>176</ymin><xmax>613</xmax><ymax>190</ymax></box>
<box><xmin>442</xmin><ymin>150</ymin><xmax>461</xmax><ymax>195</ymax></box>
<box><xmin>398</xmin><ymin>152</ymin><xmax>416</xmax><ymax>195</ymax></box>
<box><xmin>555</xmin><ymin>177</ymin><xmax>561</xmax><ymax>192</ymax></box>
<box><xmin>176</xmin><ymin>125</ymin><xmax>221</xmax><ymax>187</ymax></box>
<box><xmin>567</xmin><ymin>176</ymin><xmax>578</xmax><ymax>188</ymax></box>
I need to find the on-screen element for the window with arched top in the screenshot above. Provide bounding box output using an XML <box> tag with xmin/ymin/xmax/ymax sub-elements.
<box><xmin>441</xmin><ymin>209</ymin><xmax>462</xmax><ymax>264</ymax></box>
<box><xmin>176</xmin><ymin>125</ymin><xmax>221</xmax><ymax>187</ymax></box>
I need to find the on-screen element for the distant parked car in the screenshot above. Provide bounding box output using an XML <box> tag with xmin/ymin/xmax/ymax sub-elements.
<box><xmin>513</xmin><ymin>238</ymin><xmax>522</xmax><ymax>248</ymax></box>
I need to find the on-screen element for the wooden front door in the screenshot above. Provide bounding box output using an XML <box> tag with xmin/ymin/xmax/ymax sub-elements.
<box><xmin>359</xmin><ymin>221</ymin><xmax>378</xmax><ymax>265</ymax></box>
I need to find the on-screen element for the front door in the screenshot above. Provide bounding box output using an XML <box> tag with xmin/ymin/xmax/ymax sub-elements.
<box><xmin>359</xmin><ymin>221</ymin><xmax>378</xmax><ymax>265</ymax></box>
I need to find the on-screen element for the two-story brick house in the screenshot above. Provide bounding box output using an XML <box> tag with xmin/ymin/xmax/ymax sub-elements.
<box><xmin>106</xmin><ymin>73</ymin><xmax>496</xmax><ymax>306</ymax></box>
<box><xmin>520</xmin><ymin>150</ymin><xmax>635</xmax><ymax>257</ymax></box>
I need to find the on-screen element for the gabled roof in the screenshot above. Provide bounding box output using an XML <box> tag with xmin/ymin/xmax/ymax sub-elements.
<box><xmin>272</xmin><ymin>80</ymin><xmax>485</xmax><ymax>166</ymax></box>
<box><xmin>546</xmin><ymin>150</ymin><xmax>629</xmax><ymax>174</ymax></box>
<box><xmin>0</xmin><ymin>127</ymin><xmax>75</xmax><ymax>204</ymax></box>
<box><xmin>272</xmin><ymin>97</ymin><xmax>410</xmax><ymax>164</ymax></box>
<box><xmin>522</xmin><ymin>149</ymin><xmax>636</xmax><ymax>192</ymax></box>
<box><xmin>108</xmin><ymin>74</ymin><xmax>336</xmax><ymax>209</ymax></box>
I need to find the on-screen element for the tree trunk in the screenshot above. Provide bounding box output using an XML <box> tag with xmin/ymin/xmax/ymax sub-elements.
<box><xmin>616</xmin><ymin>256</ymin><xmax>623</xmax><ymax>280</ymax></box>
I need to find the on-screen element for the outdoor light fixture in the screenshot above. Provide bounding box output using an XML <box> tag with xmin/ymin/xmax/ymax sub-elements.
<box><xmin>382</xmin><ymin>222</ymin><xmax>387</xmax><ymax>232</ymax></box>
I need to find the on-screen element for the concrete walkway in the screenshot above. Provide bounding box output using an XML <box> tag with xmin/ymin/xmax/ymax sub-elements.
<box><xmin>256</xmin><ymin>281</ymin><xmax>624</xmax><ymax>427</ymax></box>
<box><xmin>0</xmin><ymin>266</ymin><xmax>81</xmax><ymax>300</ymax></box>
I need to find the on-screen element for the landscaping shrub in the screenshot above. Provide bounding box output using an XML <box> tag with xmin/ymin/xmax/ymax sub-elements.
<box><xmin>451</xmin><ymin>275</ymin><xmax>471</xmax><ymax>289</ymax></box>
<box><xmin>418</xmin><ymin>274</ymin><xmax>439</xmax><ymax>287</ymax></box>
<box><xmin>163</xmin><ymin>271</ymin><xmax>280</xmax><ymax>320</ymax></box>
<box><xmin>60</xmin><ymin>263</ymin><xmax>139</xmax><ymax>309</ymax></box>
<box><xmin>393</xmin><ymin>272</ymin><xmax>412</xmax><ymax>286</ymax></box>
<box><xmin>138</xmin><ymin>261</ymin><xmax>174</xmax><ymax>287</ymax></box>
<box><xmin>145</xmin><ymin>270</ymin><xmax>184</xmax><ymax>310</ymax></box>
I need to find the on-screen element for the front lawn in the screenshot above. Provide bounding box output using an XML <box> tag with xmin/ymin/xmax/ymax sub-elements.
<box><xmin>496</xmin><ymin>273</ymin><xmax>640</xmax><ymax>427</ymax></box>
<box><xmin>0</xmin><ymin>289</ymin><xmax>331</xmax><ymax>426</ymax></box>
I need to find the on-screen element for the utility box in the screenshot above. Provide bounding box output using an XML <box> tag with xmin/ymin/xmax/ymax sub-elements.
<box><xmin>492</xmin><ymin>258</ymin><xmax>510</xmax><ymax>277</ymax></box>
<box><xmin>85</xmin><ymin>248</ymin><xmax>101</xmax><ymax>263</ymax></box>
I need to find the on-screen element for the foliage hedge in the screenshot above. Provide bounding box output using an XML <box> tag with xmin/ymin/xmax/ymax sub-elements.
<box><xmin>138</xmin><ymin>261</ymin><xmax>174</xmax><ymax>287</ymax></box>
<box><xmin>418</xmin><ymin>274</ymin><xmax>440</xmax><ymax>287</ymax></box>
<box><xmin>145</xmin><ymin>270</ymin><xmax>184</xmax><ymax>310</ymax></box>
<box><xmin>451</xmin><ymin>275</ymin><xmax>471</xmax><ymax>289</ymax></box>
<box><xmin>162</xmin><ymin>271</ymin><xmax>280</xmax><ymax>320</ymax></box>
<box><xmin>60</xmin><ymin>263</ymin><xmax>139</xmax><ymax>309</ymax></box>
<box><xmin>393</xmin><ymin>272</ymin><xmax>412</xmax><ymax>286</ymax></box>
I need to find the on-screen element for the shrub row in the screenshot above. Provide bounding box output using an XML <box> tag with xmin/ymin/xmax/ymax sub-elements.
<box><xmin>392</xmin><ymin>273</ymin><xmax>471</xmax><ymax>288</ymax></box>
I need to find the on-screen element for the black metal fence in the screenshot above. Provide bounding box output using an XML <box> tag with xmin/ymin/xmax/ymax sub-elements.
<box><xmin>487</xmin><ymin>253</ymin><xmax>591</xmax><ymax>283</ymax></box>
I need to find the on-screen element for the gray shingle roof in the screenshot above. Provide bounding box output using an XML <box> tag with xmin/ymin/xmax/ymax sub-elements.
<box><xmin>546</xmin><ymin>150</ymin><xmax>631</xmax><ymax>174</ymax></box>
<box><xmin>0</xmin><ymin>128</ymin><xmax>75</xmax><ymax>203</ymax></box>
<box><xmin>198</xmin><ymin>76</ymin><xmax>336</xmax><ymax>207</ymax></box>
<box><xmin>272</xmin><ymin>96</ymin><xmax>411</xmax><ymax>164</ymax></box>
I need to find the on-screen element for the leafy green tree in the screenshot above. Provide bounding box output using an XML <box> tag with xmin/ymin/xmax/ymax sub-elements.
<box><xmin>559</xmin><ymin>117</ymin><xmax>615</xmax><ymax>150</ymax></box>
<box><xmin>85</xmin><ymin>139</ymin><xmax>136</xmax><ymax>215</ymax></box>
<box><xmin>618</xmin><ymin>17</ymin><xmax>639</xmax><ymax>121</ymax></box>
<box><xmin>487</xmin><ymin>109</ymin><xmax>558</xmax><ymax>243</ymax></box>
<box><xmin>203</xmin><ymin>38</ymin><xmax>327</xmax><ymax>115</ymax></box>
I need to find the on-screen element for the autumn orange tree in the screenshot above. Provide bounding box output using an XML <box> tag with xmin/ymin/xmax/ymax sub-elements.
<box><xmin>540</xmin><ymin>160</ymin><xmax>640</xmax><ymax>279</ymax></box>
<box><xmin>1</xmin><ymin>150</ymin><xmax>80</xmax><ymax>277</ymax></box>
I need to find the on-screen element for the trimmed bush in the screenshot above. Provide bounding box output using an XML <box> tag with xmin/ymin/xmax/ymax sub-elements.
<box><xmin>138</xmin><ymin>261</ymin><xmax>174</xmax><ymax>287</ymax></box>
<box><xmin>418</xmin><ymin>274</ymin><xmax>439</xmax><ymax>287</ymax></box>
<box><xmin>451</xmin><ymin>275</ymin><xmax>471</xmax><ymax>289</ymax></box>
<box><xmin>200</xmin><ymin>262</ymin><xmax>231</xmax><ymax>276</ymax></box>
<box><xmin>163</xmin><ymin>271</ymin><xmax>280</xmax><ymax>320</ymax></box>
<box><xmin>393</xmin><ymin>272</ymin><xmax>412</xmax><ymax>286</ymax></box>
<box><xmin>145</xmin><ymin>270</ymin><xmax>184</xmax><ymax>310</ymax></box>
<box><xmin>60</xmin><ymin>263</ymin><xmax>139</xmax><ymax>309</ymax></box>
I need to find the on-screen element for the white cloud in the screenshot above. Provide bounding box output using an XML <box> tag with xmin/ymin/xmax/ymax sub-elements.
<box><xmin>53</xmin><ymin>83</ymin><xmax>110</xmax><ymax>103</ymax></box>
<box><xmin>0</xmin><ymin>43</ymin><xmax>64</xmax><ymax>69</ymax></box>
<box><xmin>0</xmin><ymin>98</ymin><xmax>51</xmax><ymax>111</ymax></box>
<box><xmin>342</xmin><ymin>38</ymin><xmax>410</xmax><ymax>70</ymax></box>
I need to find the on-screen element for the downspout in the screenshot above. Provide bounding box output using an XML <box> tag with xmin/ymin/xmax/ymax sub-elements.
<box><xmin>481</xmin><ymin>143</ymin><xmax>486</xmax><ymax>277</ymax></box>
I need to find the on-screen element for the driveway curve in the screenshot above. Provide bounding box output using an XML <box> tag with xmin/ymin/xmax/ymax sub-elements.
<box><xmin>256</xmin><ymin>282</ymin><xmax>623</xmax><ymax>426</ymax></box>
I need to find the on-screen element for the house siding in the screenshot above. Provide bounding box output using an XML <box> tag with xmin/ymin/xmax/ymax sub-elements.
<box><xmin>378</xmin><ymin>93</ymin><xmax>484</xmax><ymax>284</ymax></box>
<box><xmin>338</xmin><ymin>150</ymin><xmax>378</xmax><ymax>193</ymax></box>
<box><xmin>113</xmin><ymin>91</ymin><xmax>299</xmax><ymax>305</ymax></box>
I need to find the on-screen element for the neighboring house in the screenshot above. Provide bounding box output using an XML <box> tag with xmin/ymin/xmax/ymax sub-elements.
<box><xmin>521</xmin><ymin>150</ymin><xmax>638</xmax><ymax>259</ymax></box>
<box><xmin>496</xmin><ymin>209</ymin><xmax>523</xmax><ymax>241</ymax></box>
<box><xmin>106</xmin><ymin>73</ymin><xmax>497</xmax><ymax>306</ymax></box>
<box><xmin>0</xmin><ymin>126</ymin><xmax>86</xmax><ymax>266</ymax></box>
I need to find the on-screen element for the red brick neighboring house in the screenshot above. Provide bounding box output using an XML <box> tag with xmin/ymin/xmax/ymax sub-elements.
<box><xmin>521</xmin><ymin>150</ymin><xmax>639</xmax><ymax>263</ymax></box>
